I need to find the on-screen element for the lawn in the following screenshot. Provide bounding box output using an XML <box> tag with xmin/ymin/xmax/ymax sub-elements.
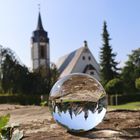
<box><xmin>109</xmin><ymin>102</ymin><xmax>140</xmax><ymax>110</ymax></box>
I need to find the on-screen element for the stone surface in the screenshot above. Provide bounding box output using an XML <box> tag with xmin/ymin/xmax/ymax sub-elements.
<box><xmin>0</xmin><ymin>104</ymin><xmax>140</xmax><ymax>140</ymax></box>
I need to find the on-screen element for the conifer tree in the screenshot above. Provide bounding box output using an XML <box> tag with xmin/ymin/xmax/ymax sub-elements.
<box><xmin>100</xmin><ymin>21</ymin><xmax>119</xmax><ymax>86</ymax></box>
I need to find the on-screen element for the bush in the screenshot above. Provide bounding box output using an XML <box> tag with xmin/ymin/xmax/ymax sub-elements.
<box><xmin>108</xmin><ymin>94</ymin><xmax>140</xmax><ymax>105</ymax></box>
<box><xmin>0</xmin><ymin>95</ymin><xmax>43</xmax><ymax>105</ymax></box>
<box><xmin>105</xmin><ymin>78</ymin><xmax>123</xmax><ymax>95</ymax></box>
<box><xmin>135</xmin><ymin>77</ymin><xmax>140</xmax><ymax>90</ymax></box>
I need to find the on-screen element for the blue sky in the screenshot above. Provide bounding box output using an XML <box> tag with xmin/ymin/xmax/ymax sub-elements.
<box><xmin>0</xmin><ymin>0</ymin><xmax>140</xmax><ymax>68</ymax></box>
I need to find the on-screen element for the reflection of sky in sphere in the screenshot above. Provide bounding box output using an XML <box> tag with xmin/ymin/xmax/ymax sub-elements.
<box><xmin>53</xmin><ymin>107</ymin><xmax>106</xmax><ymax>131</ymax></box>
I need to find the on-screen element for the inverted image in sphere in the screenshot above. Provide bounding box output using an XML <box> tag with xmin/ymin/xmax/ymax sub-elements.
<box><xmin>49</xmin><ymin>73</ymin><xmax>107</xmax><ymax>133</ymax></box>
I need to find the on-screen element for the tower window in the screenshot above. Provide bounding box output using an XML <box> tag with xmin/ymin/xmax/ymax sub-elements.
<box><xmin>40</xmin><ymin>45</ymin><xmax>46</xmax><ymax>59</ymax></box>
<box><xmin>82</xmin><ymin>56</ymin><xmax>85</xmax><ymax>60</ymax></box>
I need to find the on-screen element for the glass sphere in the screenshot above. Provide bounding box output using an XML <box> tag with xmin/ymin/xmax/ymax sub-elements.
<box><xmin>49</xmin><ymin>73</ymin><xmax>107</xmax><ymax>133</ymax></box>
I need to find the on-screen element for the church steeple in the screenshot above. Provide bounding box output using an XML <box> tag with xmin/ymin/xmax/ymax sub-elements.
<box><xmin>31</xmin><ymin>10</ymin><xmax>50</xmax><ymax>72</ymax></box>
<box><xmin>36</xmin><ymin>12</ymin><xmax>44</xmax><ymax>30</ymax></box>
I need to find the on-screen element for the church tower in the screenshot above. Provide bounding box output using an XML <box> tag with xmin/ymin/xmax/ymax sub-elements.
<box><xmin>31</xmin><ymin>12</ymin><xmax>50</xmax><ymax>72</ymax></box>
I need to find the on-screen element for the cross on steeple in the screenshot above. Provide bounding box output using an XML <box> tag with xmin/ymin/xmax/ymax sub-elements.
<box><xmin>38</xmin><ymin>3</ymin><xmax>40</xmax><ymax>12</ymax></box>
<box><xmin>36</xmin><ymin>4</ymin><xmax>44</xmax><ymax>30</ymax></box>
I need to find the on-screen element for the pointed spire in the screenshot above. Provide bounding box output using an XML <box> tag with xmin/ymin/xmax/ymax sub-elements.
<box><xmin>36</xmin><ymin>12</ymin><xmax>44</xmax><ymax>30</ymax></box>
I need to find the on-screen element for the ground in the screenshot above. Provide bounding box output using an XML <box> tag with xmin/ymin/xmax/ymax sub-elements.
<box><xmin>0</xmin><ymin>104</ymin><xmax>140</xmax><ymax>140</ymax></box>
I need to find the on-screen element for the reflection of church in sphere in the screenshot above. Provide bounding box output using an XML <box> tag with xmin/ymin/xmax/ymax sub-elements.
<box><xmin>31</xmin><ymin>12</ymin><xmax>100</xmax><ymax>80</ymax></box>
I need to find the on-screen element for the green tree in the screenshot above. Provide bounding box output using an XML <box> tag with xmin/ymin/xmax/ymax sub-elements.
<box><xmin>1</xmin><ymin>47</ymin><xmax>29</xmax><ymax>94</ymax></box>
<box><xmin>1</xmin><ymin>48</ymin><xmax>18</xmax><ymax>93</ymax></box>
<box><xmin>121</xmin><ymin>48</ymin><xmax>140</xmax><ymax>93</ymax></box>
<box><xmin>24</xmin><ymin>72</ymin><xmax>45</xmax><ymax>95</ymax></box>
<box><xmin>0</xmin><ymin>46</ymin><xmax>59</xmax><ymax>95</ymax></box>
<box><xmin>100</xmin><ymin>21</ymin><xmax>119</xmax><ymax>86</ymax></box>
<box><xmin>34</xmin><ymin>63</ymin><xmax>59</xmax><ymax>94</ymax></box>
<box><xmin>135</xmin><ymin>78</ymin><xmax>140</xmax><ymax>90</ymax></box>
<box><xmin>105</xmin><ymin>78</ymin><xmax>123</xmax><ymax>95</ymax></box>
<box><xmin>50</xmin><ymin>63</ymin><xmax>59</xmax><ymax>87</ymax></box>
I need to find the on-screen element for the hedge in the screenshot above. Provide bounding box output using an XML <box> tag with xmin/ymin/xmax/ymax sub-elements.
<box><xmin>108</xmin><ymin>94</ymin><xmax>140</xmax><ymax>105</ymax></box>
<box><xmin>0</xmin><ymin>95</ymin><xmax>44</xmax><ymax>105</ymax></box>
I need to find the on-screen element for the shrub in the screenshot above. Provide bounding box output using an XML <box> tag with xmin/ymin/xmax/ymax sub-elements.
<box><xmin>105</xmin><ymin>78</ymin><xmax>123</xmax><ymax>95</ymax></box>
<box><xmin>0</xmin><ymin>94</ymin><xmax>42</xmax><ymax>105</ymax></box>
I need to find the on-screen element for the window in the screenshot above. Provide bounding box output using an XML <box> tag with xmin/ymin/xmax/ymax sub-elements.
<box><xmin>90</xmin><ymin>71</ymin><xmax>94</xmax><ymax>75</ymax></box>
<box><xmin>88</xmin><ymin>56</ymin><xmax>91</xmax><ymax>60</ymax></box>
<box><xmin>82</xmin><ymin>56</ymin><xmax>85</xmax><ymax>60</ymax></box>
<box><xmin>40</xmin><ymin>45</ymin><xmax>46</xmax><ymax>59</ymax></box>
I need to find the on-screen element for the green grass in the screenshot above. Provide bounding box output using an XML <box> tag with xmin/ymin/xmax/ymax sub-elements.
<box><xmin>109</xmin><ymin>102</ymin><xmax>140</xmax><ymax>110</ymax></box>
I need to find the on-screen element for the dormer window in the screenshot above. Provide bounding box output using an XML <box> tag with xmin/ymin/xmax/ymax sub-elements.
<box><xmin>82</xmin><ymin>56</ymin><xmax>85</xmax><ymax>60</ymax></box>
<box><xmin>88</xmin><ymin>56</ymin><xmax>91</xmax><ymax>61</ymax></box>
<box><xmin>90</xmin><ymin>71</ymin><xmax>94</xmax><ymax>75</ymax></box>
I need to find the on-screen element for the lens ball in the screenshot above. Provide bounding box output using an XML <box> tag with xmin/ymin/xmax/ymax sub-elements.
<box><xmin>49</xmin><ymin>73</ymin><xmax>107</xmax><ymax>132</ymax></box>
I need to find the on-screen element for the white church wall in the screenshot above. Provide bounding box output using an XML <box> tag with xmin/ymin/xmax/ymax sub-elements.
<box><xmin>32</xmin><ymin>43</ymin><xmax>39</xmax><ymax>70</ymax></box>
<box><xmin>32</xmin><ymin>43</ymin><xmax>39</xmax><ymax>59</ymax></box>
<box><xmin>90</xmin><ymin>51</ymin><xmax>100</xmax><ymax>73</ymax></box>
<box><xmin>33</xmin><ymin>60</ymin><xmax>39</xmax><ymax>70</ymax></box>
<box><xmin>40</xmin><ymin>59</ymin><xmax>46</xmax><ymax>66</ymax></box>
<box><xmin>86</xmin><ymin>69</ymin><xmax>100</xmax><ymax>81</ymax></box>
<box><xmin>32</xmin><ymin>42</ymin><xmax>50</xmax><ymax>70</ymax></box>
<box><xmin>72</xmin><ymin>50</ymin><xmax>100</xmax><ymax>80</ymax></box>
<box><xmin>72</xmin><ymin>52</ymin><xmax>89</xmax><ymax>72</ymax></box>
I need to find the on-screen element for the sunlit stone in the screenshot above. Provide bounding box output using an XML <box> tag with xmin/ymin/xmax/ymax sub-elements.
<box><xmin>49</xmin><ymin>73</ymin><xmax>107</xmax><ymax>132</ymax></box>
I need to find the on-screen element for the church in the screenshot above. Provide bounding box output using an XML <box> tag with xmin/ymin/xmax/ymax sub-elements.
<box><xmin>31</xmin><ymin>12</ymin><xmax>100</xmax><ymax>81</ymax></box>
<box><xmin>31</xmin><ymin>12</ymin><xmax>50</xmax><ymax>72</ymax></box>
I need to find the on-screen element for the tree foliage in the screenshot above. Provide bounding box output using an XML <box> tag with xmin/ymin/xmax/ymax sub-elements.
<box><xmin>100</xmin><ymin>21</ymin><xmax>120</xmax><ymax>86</ymax></box>
<box><xmin>50</xmin><ymin>63</ymin><xmax>59</xmax><ymax>87</ymax></box>
<box><xmin>121</xmin><ymin>48</ymin><xmax>140</xmax><ymax>93</ymax></box>
<box><xmin>105</xmin><ymin>78</ymin><xmax>123</xmax><ymax>95</ymax></box>
<box><xmin>0</xmin><ymin>46</ymin><xmax>59</xmax><ymax>95</ymax></box>
<box><xmin>0</xmin><ymin>46</ymin><xmax>29</xmax><ymax>93</ymax></box>
<box><xmin>135</xmin><ymin>77</ymin><xmax>140</xmax><ymax>90</ymax></box>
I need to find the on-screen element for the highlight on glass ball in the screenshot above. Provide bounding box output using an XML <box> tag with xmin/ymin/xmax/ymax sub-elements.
<box><xmin>49</xmin><ymin>73</ymin><xmax>107</xmax><ymax>133</ymax></box>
